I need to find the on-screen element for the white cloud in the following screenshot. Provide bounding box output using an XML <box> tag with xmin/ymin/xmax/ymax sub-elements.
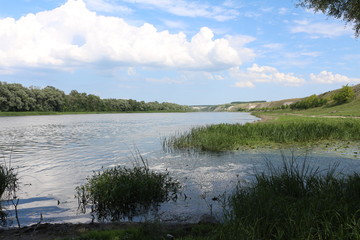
<box><xmin>122</xmin><ymin>0</ymin><xmax>240</xmax><ymax>21</ymax></box>
<box><xmin>162</xmin><ymin>19</ymin><xmax>187</xmax><ymax>29</ymax></box>
<box><xmin>235</xmin><ymin>81</ymin><xmax>255</xmax><ymax>88</ymax></box>
<box><xmin>278</xmin><ymin>8</ymin><xmax>288</xmax><ymax>15</ymax></box>
<box><xmin>84</xmin><ymin>0</ymin><xmax>132</xmax><ymax>13</ymax></box>
<box><xmin>300</xmin><ymin>51</ymin><xmax>321</xmax><ymax>57</ymax></box>
<box><xmin>0</xmin><ymin>0</ymin><xmax>255</xmax><ymax>72</ymax></box>
<box><xmin>291</xmin><ymin>20</ymin><xmax>352</xmax><ymax>38</ymax></box>
<box><xmin>262</xmin><ymin>43</ymin><xmax>283</xmax><ymax>50</ymax></box>
<box><xmin>310</xmin><ymin>71</ymin><xmax>360</xmax><ymax>84</ymax></box>
<box><xmin>127</xmin><ymin>67</ymin><xmax>136</xmax><ymax>75</ymax></box>
<box><xmin>231</xmin><ymin>64</ymin><xmax>306</xmax><ymax>88</ymax></box>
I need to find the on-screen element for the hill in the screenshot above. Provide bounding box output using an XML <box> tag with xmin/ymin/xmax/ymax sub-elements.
<box><xmin>204</xmin><ymin>83</ymin><xmax>360</xmax><ymax>116</ymax></box>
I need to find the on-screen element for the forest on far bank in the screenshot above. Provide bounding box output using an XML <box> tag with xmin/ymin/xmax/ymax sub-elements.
<box><xmin>0</xmin><ymin>82</ymin><xmax>192</xmax><ymax>113</ymax></box>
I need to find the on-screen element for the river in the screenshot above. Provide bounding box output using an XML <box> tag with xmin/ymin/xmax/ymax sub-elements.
<box><xmin>0</xmin><ymin>112</ymin><xmax>359</xmax><ymax>226</ymax></box>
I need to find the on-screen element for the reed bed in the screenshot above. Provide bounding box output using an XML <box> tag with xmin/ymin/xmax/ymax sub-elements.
<box><xmin>163</xmin><ymin>117</ymin><xmax>360</xmax><ymax>152</ymax></box>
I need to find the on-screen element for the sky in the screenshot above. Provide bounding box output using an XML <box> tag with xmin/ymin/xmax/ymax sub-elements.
<box><xmin>0</xmin><ymin>0</ymin><xmax>359</xmax><ymax>105</ymax></box>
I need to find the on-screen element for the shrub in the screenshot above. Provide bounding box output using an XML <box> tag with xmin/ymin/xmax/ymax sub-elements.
<box><xmin>76</xmin><ymin>157</ymin><xmax>180</xmax><ymax>222</ymax></box>
<box><xmin>290</xmin><ymin>94</ymin><xmax>327</xmax><ymax>110</ymax></box>
<box><xmin>332</xmin><ymin>85</ymin><xmax>356</xmax><ymax>105</ymax></box>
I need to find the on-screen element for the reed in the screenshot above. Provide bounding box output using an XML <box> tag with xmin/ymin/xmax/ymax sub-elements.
<box><xmin>220</xmin><ymin>155</ymin><xmax>360</xmax><ymax>240</ymax></box>
<box><xmin>164</xmin><ymin>117</ymin><xmax>360</xmax><ymax>151</ymax></box>
<box><xmin>0</xmin><ymin>151</ymin><xmax>18</xmax><ymax>225</ymax></box>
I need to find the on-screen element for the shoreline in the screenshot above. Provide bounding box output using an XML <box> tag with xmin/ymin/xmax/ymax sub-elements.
<box><xmin>0</xmin><ymin>110</ymin><xmax>194</xmax><ymax>117</ymax></box>
<box><xmin>0</xmin><ymin>221</ymin><xmax>201</xmax><ymax>240</ymax></box>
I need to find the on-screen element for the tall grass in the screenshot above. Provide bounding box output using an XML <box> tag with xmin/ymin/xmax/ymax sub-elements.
<box><xmin>164</xmin><ymin>118</ymin><xmax>360</xmax><ymax>151</ymax></box>
<box><xmin>219</xmin><ymin>154</ymin><xmax>360</xmax><ymax>240</ymax></box>
<box><xmin>0</xmin><ymin>151</ymin><xmax>18</xmax><ymax>225</ymax></box>
<box><xmin>76</xmin><ymin>154</ymin><xmax>180</xmax><ymax>222</ymax></box>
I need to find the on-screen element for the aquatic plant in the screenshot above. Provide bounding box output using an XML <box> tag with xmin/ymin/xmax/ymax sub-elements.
<box><xmin>75</xmin><ymin>155</ymin><xmax>180</xmax><ymax>222</ymax></box>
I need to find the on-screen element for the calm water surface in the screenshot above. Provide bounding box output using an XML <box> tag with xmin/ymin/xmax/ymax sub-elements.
<box><xmin>0</xmin><ymin>112</ymin><xmax>359</xmax><ymax>226</ymax></box>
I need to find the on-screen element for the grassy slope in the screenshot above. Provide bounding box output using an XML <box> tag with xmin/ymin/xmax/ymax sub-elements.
<box><xmin>217</xmin><ymin>83</ymin><xmax>360</xmax><ymax>115</ymax></box>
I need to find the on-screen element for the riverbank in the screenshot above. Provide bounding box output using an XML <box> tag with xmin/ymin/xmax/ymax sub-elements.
<box><xmin>0</xmin><ymin>221</ymin><xmax>211</xmax><ymax>240</ymax></box>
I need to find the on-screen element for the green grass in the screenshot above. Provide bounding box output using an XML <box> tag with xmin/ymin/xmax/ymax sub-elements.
<box><xmin>58</xmin><ymin>223</ymin><xmax>215</xmax><ymax>240</ymax></box>
<box><xmin>163</xmin><ymin>116</ymin><xmax>360</xmax><ymax>152</ymax></box>
<box><xmin>219</xmin><ymin>155</ymin><xmax>360</xmax><ymax>240</ymax></box>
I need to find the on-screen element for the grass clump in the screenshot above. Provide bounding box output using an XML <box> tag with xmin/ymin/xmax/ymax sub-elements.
<box><xmin>0</xmin><ymin>155</ymin><xmax>18</xmax><ymax>225</ymax></box>
<box><xmin>221</xmin><ymin>155</ymin><xmax>360</xmax><ymax>240</ymax></box>
<box><xmin>164</xmin><ymin>117</ymin><xmax>360</xmax><ymax>151</ymax></box>
<box><xmin>75</xmin><ymin>156</ymin><xmax>180</xmax><ymax>222</ymax></box>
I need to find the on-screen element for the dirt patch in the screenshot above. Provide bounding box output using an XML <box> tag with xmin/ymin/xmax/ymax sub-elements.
<box><xmin>252</xmin><ymin>114</ymin><xmax>278</xmax><ymax>123</ymax></box>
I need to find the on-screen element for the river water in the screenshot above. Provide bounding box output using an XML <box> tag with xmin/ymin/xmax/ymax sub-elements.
<box><xmin>0</xmin><ymin>112</ymin><xmax>359</xmax><ymax>226</ymax></box>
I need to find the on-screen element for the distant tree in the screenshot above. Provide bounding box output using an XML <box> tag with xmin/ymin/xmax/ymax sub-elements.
<box><xmin>290</xmin><ymin>94</ymin><xmax>327</xmax><ymax>110</ymax></box>
<box><xmin>297</xmin><ymin>0</ymin><xmax>360</xmax><ymax>37</ymax></box>
<box><xmin>332</xmin><ymin>85</ymin><xmax>355</xmax><ymax>105</ymax></box>
<box><xmin>0</xmin><ymin>81</ymin><xmax>191</xmax><ymax>113</ymax></box>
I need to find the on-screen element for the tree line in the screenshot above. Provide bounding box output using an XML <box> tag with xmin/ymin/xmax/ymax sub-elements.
<box><xmin>0</xmin><ymin>82</ymin><xmax>192</xmax><ymax>112</ymax></box>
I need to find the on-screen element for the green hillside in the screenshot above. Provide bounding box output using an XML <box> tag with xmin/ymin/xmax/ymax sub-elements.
<box><xmin>212</xmin><ymin>84</ymin><xmax>360</xmax><ymax>117</ymax></box>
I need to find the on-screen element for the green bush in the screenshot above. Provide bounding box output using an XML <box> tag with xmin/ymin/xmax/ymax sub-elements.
<box><xmin>290</xmin><ymin>94</ymin><xmax>327</xmax><ymax>110</ymax></box>
<box><xmin>222</xmin><ymin>156</ymin><xmax>360</xmax><ymax>240</ymax></box>
<box><xmin>76</xmin><ymin>159</ymin><xmax>180</xmax><ymax>222</ymax></box>
<box><xmin>332</xmin><ymin>85</ymin><xmax>356</xmax><ymax>105</ymax></box>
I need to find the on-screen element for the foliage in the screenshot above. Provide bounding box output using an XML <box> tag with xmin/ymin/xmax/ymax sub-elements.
<box><xmin>0</xmin><ymin>81</ymin><xmax>192</xmax><ymax>113</ymax></box>
<box><xmin>332</xmin><ymin>85</ymin><xmax>356</xmax><ymax>105</ymax></box>
<box><xmin>290</xmin><ymin>94</ymin><xmax>327</xmax><ymax>110</ymax></box>
<box><xmin>221</xmin><ymin>155</ymin><xmax>360</xmax><ymax>240</ymax></box>
<box><xmin>298</xmin><ymin>0</ymin><xmax>360</xmax><ymax>37</ymax></box>
<box><xmin>164</xmin><ymin>117</ymin><xmax>360</xmax><ymax>151</ymax></box>
<box><xmin>75</xmin><ymin>158</ymin><xmax>180</xmax><ymax>222</ymax></box>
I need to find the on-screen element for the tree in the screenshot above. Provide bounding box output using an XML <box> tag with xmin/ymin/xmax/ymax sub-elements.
<box><xmin>290</xmin><ymin>94</ymin><xmax>327</xmax><ymax>110</ymax></box>
<box><xmin>298</xmin><ymin>0</ymin><xmax>360</xmax><ymax>37</ymax></box>
<box><xmin>332</xmin><ymin>85</ymin><xmax>355</xmax><ymax>105</ymax></box>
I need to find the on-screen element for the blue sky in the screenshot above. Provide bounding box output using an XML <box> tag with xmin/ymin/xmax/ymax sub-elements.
<box><xmin>0</xmin><ymin>0</ymin><xmax>359</xmax><ymax>105</ymax></box>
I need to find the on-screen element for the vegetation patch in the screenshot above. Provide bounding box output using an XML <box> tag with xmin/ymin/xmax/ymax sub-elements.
<box><xmin>75</xmin><ymin>156</ymin><xmax>180</xmax><ymax>222</ymax></box>
<box><xmin>221</xmin><ymin>155</ymin><xmax>360</xmax><ymax>240</ymax></box>
<box><xmin>164</xmin><ymin>116</ymin><xmax>360</xmax><ymax>152</ymax></box>
<box><xmin>0</xmin><ymin>155</ymin><xmax>18</xmax><ymax>225</ymax></box>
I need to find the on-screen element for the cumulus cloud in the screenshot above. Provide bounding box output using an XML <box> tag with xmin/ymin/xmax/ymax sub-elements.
<box><xmin>231</xmin><ymin>64</ymin><xmax>306</xmax><ymax>88</ymax></box>
<box><xmin>0</xmin><ymin>0</ymin><xmax>254</xmax><ymax>72</ymax></box>
<box><xmin>291</xmin><ymin>20</ymin><xmax>352</xmax><ymax>38</ymax></box>
<box><xmin>310</xmin><ymin>71</ymin><xmax>360</xmax><ymax>84</ymax></box>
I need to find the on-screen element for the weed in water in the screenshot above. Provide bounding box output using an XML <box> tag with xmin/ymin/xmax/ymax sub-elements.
<box><xmin>75</xmin><ymin>154</ymin><xmax>180</xmax><ymax>222</ymax></box>
<box><xmin>0</xmin><ymin>148</ymin><xmax>19</xmax><ymax>226</ymax></box>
